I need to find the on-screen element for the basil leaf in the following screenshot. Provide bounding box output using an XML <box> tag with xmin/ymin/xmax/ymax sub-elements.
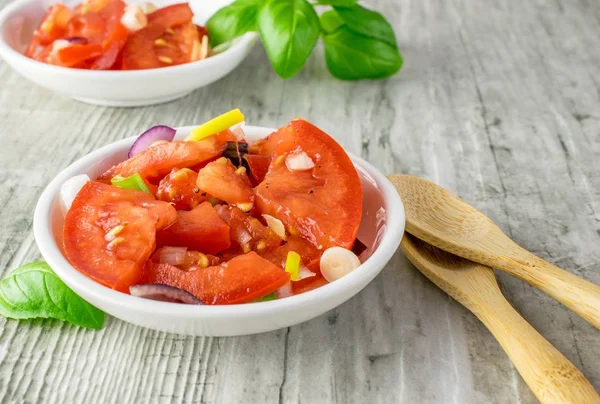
<box><xmin>334</xmin><ymin>5</ymin><xmax>397</xmax><ymax>47</ymax></box>
<box><xmin>316</xmin><ymin>0</ymin><xmax>356</xmax><ymax>5</ymax></box>
<box><xmin>258</xmin><ymin>0</ymin><xmax>320</xmax><ymax>78</ymax></box>
<box><xmin>320</xmin><ymin>10</ymin><xmax>345</xmax><ymax>34</ymax></box>
<box><xmin>0</xmin><ymin>262</ymin><xmax>105</xmax><ymax>329</ymax></box>
<box><xmin>206</xmin><ymin>0</ymin><xmax>260</xmax><ymax>47</ymax></box>
<box><xmin>322</xmin><ymin>27</ymin><xmax>403</xmax><ymax>80</ymax></box>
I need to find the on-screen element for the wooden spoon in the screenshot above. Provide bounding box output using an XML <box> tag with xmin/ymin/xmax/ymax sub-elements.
<box><xmin>401</xmin><ymin>234</ymin><xmax>600</xmax><ymax>403</ymax></box>
<box><xmin>389</xmin><ymin>174</ymin><xmax>600</xmax><ymax>330</ymax></box>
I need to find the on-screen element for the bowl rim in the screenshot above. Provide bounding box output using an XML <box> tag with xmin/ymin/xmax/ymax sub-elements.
<box><xmin>33</xmin><ymin>125</ymin><xmax>405</xmax><ymax>318</ymax></box>
<box><xmin>0</xmin><ymin>0</ymin><xmax>258</xmax><ymax>77</ymax></box>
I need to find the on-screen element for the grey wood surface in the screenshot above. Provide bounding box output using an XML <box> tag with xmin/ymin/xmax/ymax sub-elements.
<box><xmin>1</xmin><ymin>0</ymin><xmax>599</xmax><ymax>402</ymax></box>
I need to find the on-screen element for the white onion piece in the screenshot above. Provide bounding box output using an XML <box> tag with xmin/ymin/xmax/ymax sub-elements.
<box><xmin>159</xmin><ymin>247</ymin><xmax>188</xmax><ymax>266</ymax></box>
<box><xmin>229</xmin><ymin>122</ymin><xmax>246</xmax><ymax>140</ymax></box>
<box><xmin>121</xmin><ymin>4</ymin><xmax>147</xmax><ymax>33</ymax></box>
<box><xmin>298</xmin><ymin>266</ymin><xmax>316</xmax><ymax>280</ymax></box>
<box><xmin>262</xmin><ymin>214</ymin><xmax>287</xmax><ymax>240</ymax></box>
<box><xmin>276</xmin><ymin>283</ymin><xmax>293</xmax><ymax>298</ymax></box>
<box><xmin>60</xmin><ymin>174</ymin><xmax>90</xmax><ymax>216</ymax></box>
<box><xmin>142</xmin><ymin>2</ymin><xmax>157</xmax><ymax>13</ymax></box>
<box><xmin>320</xmin><ymin>247</ymin><xmax>361</xmax><ymax>282</ymax></box>
<box><xmin>52</xmin><ymin>39</ymin><xmax>71</xmax><ymax>52</ymax></box>
<box><xmin>285</xmin><ymin>151</ymin><xmax>315</xmax><ymax>171</ymax></box>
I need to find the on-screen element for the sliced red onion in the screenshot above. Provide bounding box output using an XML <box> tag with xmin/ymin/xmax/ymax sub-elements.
<box><xmin>276</xmin><ymin>283</ymin><xmax>293</xmax><ymax>298</ymax></box>
<box><xmin>128</xmin><ymin>125</ymin><xmax>176</xmax><ymax>158</ymax></box>
<box><xmin>65</xmin><ymin>37</ymin><xmax>88</xmax><ymax>45</ymax></box>
<box><xmin>159</xmin><ymin>246</ymin><xmax>187</xmax><ymax>266</ymax></box>
<box><xmin>130</xmin><ymin>284</ymin><xmax>203</xmax><ymax>304</ymax></box>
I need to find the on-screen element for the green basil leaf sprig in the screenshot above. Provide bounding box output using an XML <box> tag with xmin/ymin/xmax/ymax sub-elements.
<box><xmin>206</xmin><ymin>0</ymin><xmax>403</xmax><ymax>80</ymax></box>
<box><xmin>258</xmin><ymin>0</ymin><xmax>320</xmax><ymax>79</ymax></box>
<box><xmin>206</xmin><ymin>0</ymin><xmax>261</xmax><ymax>47</ymax></box>
<box><xmin>0</xmin><ymin>262</ymin><xmax>105</xmax><ymax>329</ymax></box>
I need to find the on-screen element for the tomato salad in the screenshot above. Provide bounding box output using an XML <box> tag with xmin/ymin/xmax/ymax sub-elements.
<box><xmin>25</xmin><ymin>1</ymin><xmax>210</xmax><ymax>69</ymax></box>
<box><xmin>61</xmin><ymin>110</ymin><xmax>365</xmax><ymax>305</ymax></box>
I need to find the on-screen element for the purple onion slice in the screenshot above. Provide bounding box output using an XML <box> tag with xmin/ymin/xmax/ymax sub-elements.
<box><xmin>130</xmin><ymin>284</ymin><xmax>203</xmax><ymax>304</ymax></box>
<box><xmin>65</xmin><ymin>37</ymin><xmax>88</xmax><ymax>45</ymax></box>
<box><xmin>128</xmin><ymin>125</ymin><xmax>177</xmax><ymax>158</ymax></box>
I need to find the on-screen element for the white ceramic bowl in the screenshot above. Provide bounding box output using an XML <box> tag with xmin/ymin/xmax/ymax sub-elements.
<box><xmin>33</xmin><ymin>125</ymin><xmax>405</xmax><ymax>336</ymax></box>
<box><xmin>0</xmin><ymin>0</ymin><xmax>258</xmax><ymax>106</ymax></box>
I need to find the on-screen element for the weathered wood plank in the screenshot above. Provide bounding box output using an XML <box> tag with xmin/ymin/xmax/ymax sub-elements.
<box><xmin>0</xmin><ymin>0</ymin><xmax>599</xmax><ymax>402</ymax></box>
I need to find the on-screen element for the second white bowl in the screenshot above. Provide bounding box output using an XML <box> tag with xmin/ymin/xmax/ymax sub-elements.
<box><xmin>0</xmin><ymin>0</ymin><xmax>258</xmax><ymax>106</ymax></box>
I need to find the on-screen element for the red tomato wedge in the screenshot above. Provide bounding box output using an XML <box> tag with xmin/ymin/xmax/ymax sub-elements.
<box><xmin>91</xmin><ymin>1</ymin><xmax>128</xmax><ymax>69</ymax></box>
<box><xmin>64</xmin><ymin>0</ymin><xmax>127</xmax><ymax>68</ymax></box>
<box><xmin>56</xmin><ymin>43</ymin><xmax>103</xmax><ymax>67</ymax></box>
<box><xmin>26</xmin><ymin>4</ymin><xmax>73</xmax><ymax>54</ymax></box>
<box><xmin>98</xmin><ymin>138</ymin><xmax>228</xmax><ymax>181</ymax></box>
<box><xmin>63</xmin><ymin>181</ymin><xmax>177</xmax><ymax>292</ymax></box>
<box><xmin>214</xmin><ymin>205</ymin><xmax>282</xmax><ymax>253</ymax></box>
<box><xmin>292</xmin><ymin>274</ymin><xmax>328</xmax><ymax>295</ymax></box>
<box><xmin>67</xmin><ymin>12</ymin><xmax>106</xmax><ymax>44</ymax></box>
<box><xmin>121</xmin><ymin>21</ymin><xmax>199</xmax><ymax>69</ymax></box>
<box><xmin>253</xmin><ymin>119</ymin><xmax>363</xmax><ymax>250</ymax></box>
<box><xmin>244</xmin><ymin>154</ymin><xmax>271</xmax><ymax>186</ymax></box>
<box><xmin>147</xmin><ymin>3</ymin><xmax>193</xmax><ymax>27</ymax></box>
<box><xmin>197</xmin><ymin>158</ymin><xmax>254</xmax><ymax>211</ymax></box>
<box><xmin>156</xmin><ymin>202</ymin><xmax>231</xmax><ymax>254</ymax></box>
<box><xmin>157</xmin><ymin>168</ymin><xmax>207</xmax><ymax>210</ymax></box>
<box><xmin>142</xmin><ymin>252</ymin><xmax>290</xmax><ymax>304</ymax></box>
<box><xmin>260</xmin><ymin>235</ymin><xmax>322</xmax><ymax>271</ymax></box>
<box><xmin>150</xmin><ymin>247</ymin><xmax>220</xmax><ymax>270</ymax></box>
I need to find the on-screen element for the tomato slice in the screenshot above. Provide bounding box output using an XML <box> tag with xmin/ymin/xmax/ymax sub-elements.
<box><xmin>292</xmin><ymin>274</ymin><xmax>328</xmax><ymax>295</ymax></box>
<box><xmin>56</xmin><ymin>43</ymin><xmax>103</xmax><ymax>67</ymax></box>
<box><xmin>26</xmin><ymin>4</ymin><xmax>73</xmax><ymax>53</ymax></box>
<box><xmin>150</xmin><ymin>247</ymin><xmax>220</xmax><ymax>270</ymax></box>
<box><xmin>91</xmin><ymin>0</ymin><xmax>128</xmax><ymax>69</ymax></box>
<box><xmin>121</xmin><ymin>21</ymin><xmax>199</xmax><ymax>69</ymax></box>
<box><xmin>156</xmin><ymin>202</ymin><xmax>231</xmax><ymax>254</ymax></box>
<box><xmin>244</xmin><ymin>154</ymin><xmax>271</xmax><ymax>186</ymax></box>
<box><xmin>214</xmin><ymin>205</ymin><xmax>282</xmax><ymax>253</ymax></box>
<box><xmin>98</xmin><ymin>138</ymin><xmax>228</xmax><ymax>182</ymax></box>
<box><xmin>63</xmin><ymin>181</ymin><xmax>177</xmax><ymax>292</ymax></box>
<box><xmin>142</xmin><ymin>252</ymin><xmax>290</xmax><ymax>304</ymax></box>
<box><xmin>156</xmin><ymin>168</ymin><xmax>207</xmax><ymax>210</ymax></box>
<box><xmin>66</xmin><ymin>11</ymin><xmax>106</xmax><ymax>44</ymax></box>
<box><xmin>254</xmin><ymin>119</ymin><xmax>363</xmax><ymax>250</ymax></box>
<box><xmin>260</xmin><ymin>235</ymin><xmax>321</xmax><ymax>271</ymax></box>
<box><xmin>197</xmin><ymin>158</ymin><xmax>254</xmax><ymax>211</ymax></box>
<box><xmin>147</xmin><ymin>3</ymin><xmax>193</xmax><ymax>28</ymax></box>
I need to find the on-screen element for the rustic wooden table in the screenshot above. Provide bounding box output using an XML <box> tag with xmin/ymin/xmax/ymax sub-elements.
<box><xmin>1</xmin><ymin>0</ymin><xmax>599</xmax><ymax>402</ymax></box>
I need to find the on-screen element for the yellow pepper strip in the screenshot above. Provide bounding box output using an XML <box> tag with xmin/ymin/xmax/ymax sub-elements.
<box><xmin>186</xmin><ymin>109</ymin><xmax>245</xmax><ymax>141</ymax></box>
<box><xmin>285</xmin><ymin>251</ymin><xmax>301</xmax><ymax>281</ymax></box>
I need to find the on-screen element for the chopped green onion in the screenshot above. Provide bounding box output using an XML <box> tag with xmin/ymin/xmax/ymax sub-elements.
<box><xmin>285</xmin><ymin>251</ymin><xmax>301</xmax><ymax>281</ymax></box>
<box><xmin>255</xmin><ymin>292</ymin><xmax>277</xmax><ymax>302</ymax></box>
<box><xmin>111</xmin><ymin>173</ymin><xmax>152</xmax><ymax>195</ymax></box>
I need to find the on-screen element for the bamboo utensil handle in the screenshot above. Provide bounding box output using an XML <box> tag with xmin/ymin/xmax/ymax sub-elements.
<box><xmin>472</xmin><ymin>237</ymin><xmax>600</xmax><ymax>331</ymax></box>
<box><xmin>468</xmin><ymin>273</ymin><xmax>599</xmax><ymax>404</ymax></box>
<box><xmin>500</xmin><ymin>248</ymin><xmax>600</xmax><ymax>331</ymax></box>
<box><xmin>401</xmin><ymin>235</ymin><xmax>600</xmax><ymax>404</ymax></box>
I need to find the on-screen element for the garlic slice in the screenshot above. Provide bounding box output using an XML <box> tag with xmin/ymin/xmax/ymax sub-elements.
<box><xmin>262</xmin><ymin>214</ymin><xmax>287</xmax><ymax>240</ymax></box>
<box><xmin>320</xmin><ymin>247</ymin><xmax>361</xmax><ymax>282</ymax></box>
<box><xmin>285</xmin><ymin>151</ymin><xmax>315</xmax><ymax>171</ymax></box>
<box><xmin>121</xmin><ymin>4</ymin><xmax>147</xmax><ymax>33</ymax></box>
